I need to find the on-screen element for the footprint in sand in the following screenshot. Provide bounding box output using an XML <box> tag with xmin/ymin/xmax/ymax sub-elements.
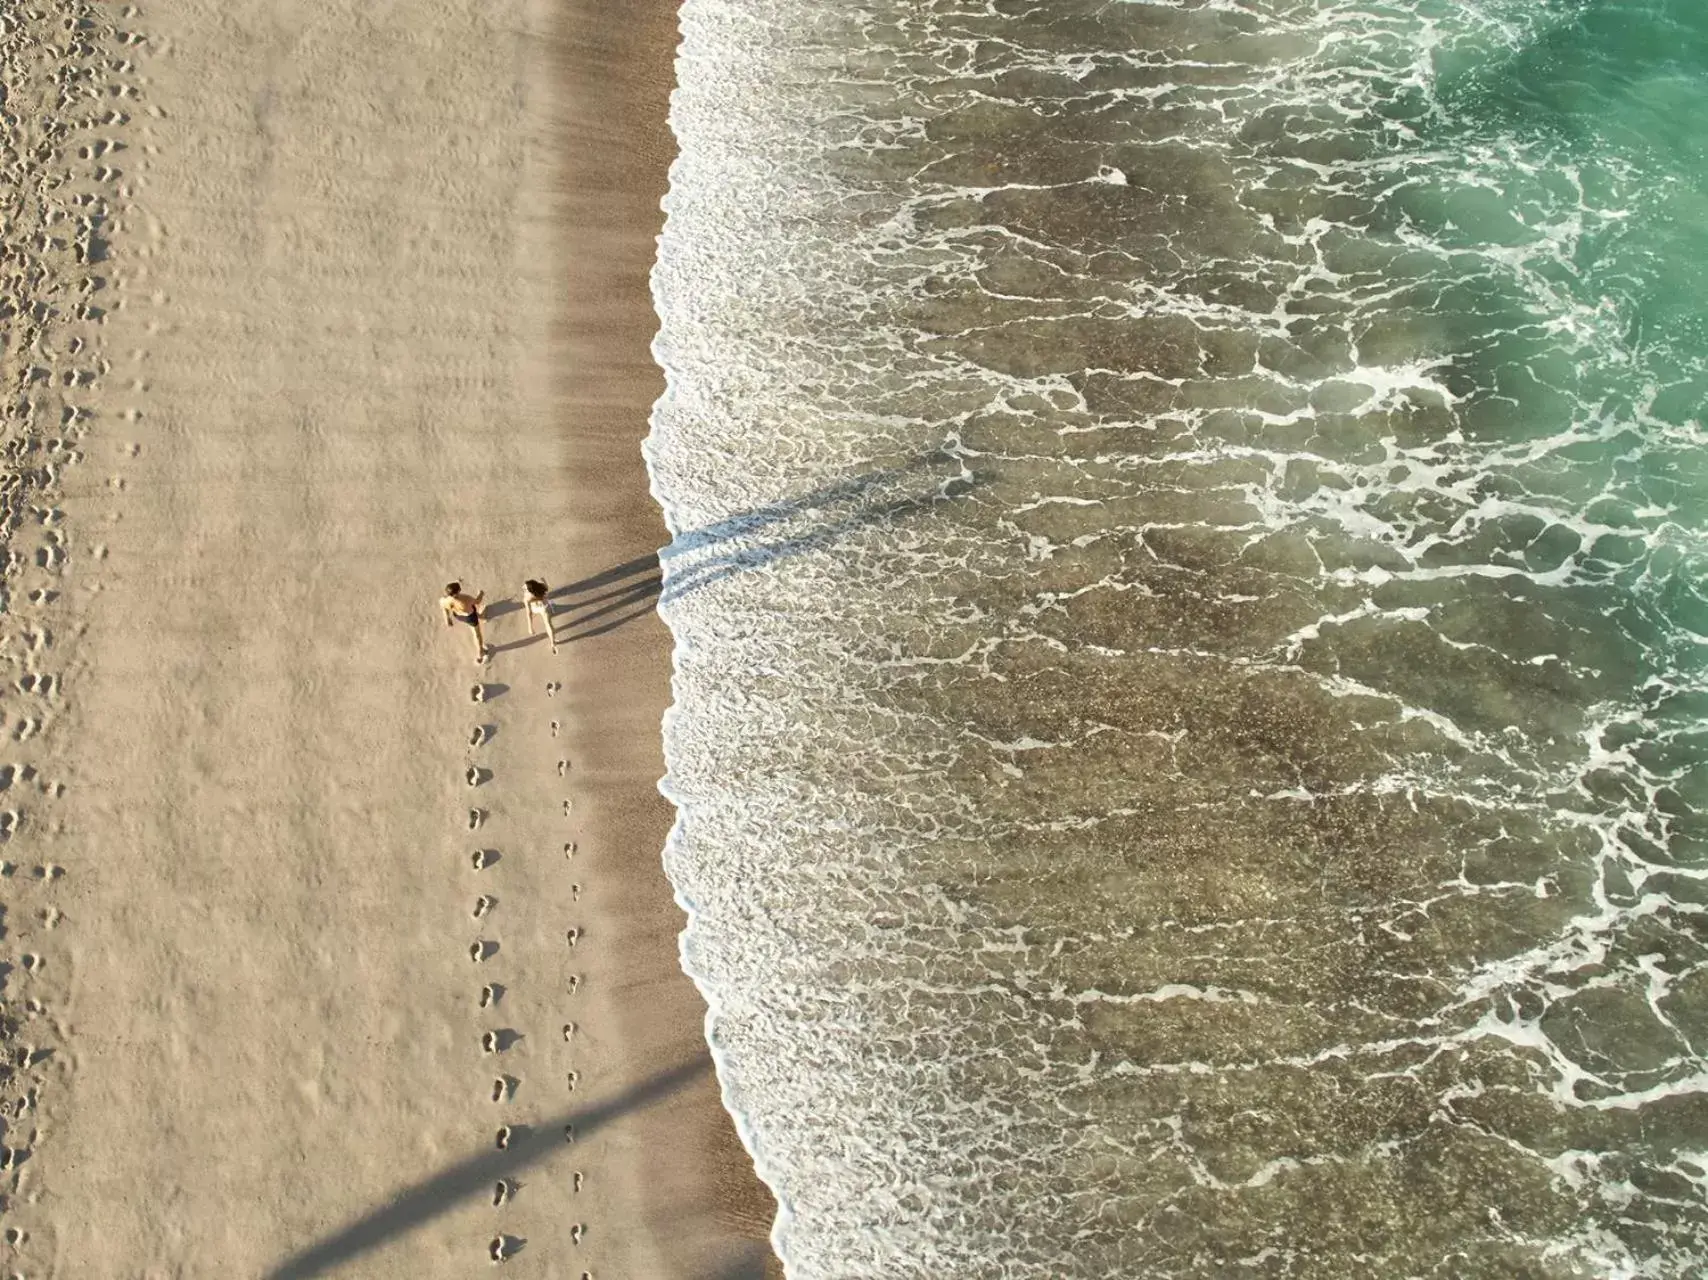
<box><xmin>492</xmin><ymin>1179</ymin><xmax>512</xmax><ymax>1206</ymax></box>
<box><xmin>488</xmin><ymin>1234</ymin><xmax>523</xmax><ymax>1263</ymax></box>
<box><xmin>490</xmin><ymin>1077</ymin><xmax>508</xmax><ymax>1103</ymax></box>
<box><xmin>562</xmin><ymin>799</ymin><xmax>573</xmax><ymax>817</ymax></box>
<box><xmin>571</xmin><ymin>883</ymin><xmax>581</xmax><ymax>901</ymax></box>
<box><xmin>471</xmin><ymin>849</ymin><xmax>499</xmax><ymax>871</ymax></box>
<box><xmin>495</xmin><ymin>1126</ymin><xmax>512</xmax><ymax>1150</ymax></box>
<box><xmin>557</xmin><ymin>760</ymin><xmax>569</xmax><ymax>777</ymax></box>
<box><xmin>469</xmin><ymin>725</ymin><xmax>488</xmax><ymax>747</ymax></box>
<box><xmin>570</xmin><ymin>1223</ymin><xmax>585</xmax><ymax>1244</ymax></box>
<box><xmin>467</xmin><ymin>809</ymin><xmax>485</xmax><ymax>831</ymax></box>
<box><xmin>470</xmin><ymin>683</ymin><xmax>486</xmax><ymax>704</ymax></box>
<box><xmin>564</xmin><ymin>841</ymin><xmax>576</xmax><ymax>858</ymax></box>
<box><xmin>564</xmin><ymin>1124</ymin><xmax>575</xmax><ymax>1144</ymax></box>
<box><xmin>3</xmin><ymin>765</ymin><xmax>37</xmax><ymax>790</ymax></box>
<box><xmin>565</xmin><ymin>927</ymin><xmax>581</xmax><ymax>948</ymax></box>
<box><xmin>482</xmin><ymin>1031</ymin><xmax>500</xmax><ymax>1055</ymax></box>
<box><xmin>466</xmin><ymin>766</ymin><xmax>488</xmax><ymax>788</ymax></box>
<box><xmin>550</xmin><ymin>720</ymin><xmax>560</xmax><ymax>738</ymax></box>
<box><xmin>473</xmin><ymin>895</ymin><xmax>496</xmax><ymax>919</ymax></box>
<box><xmin>470</xmin><ymin>940</ymin><xmax>497</xmax><ymax>963</ymax></box>
<box><xmin>573</xmin><ymin>1170</ymin><xmax>584</xmax><ymax>1193</ymax></box>
<box><xmin>566</xmin><ymin>975</ymin><xmax>581</xmax><ymax>994</ymax></box>
<box><xmin>562</xmin><ymin>1022</ymin><xmax>576</xmax><ymax>1042</ymax></box>
<box><xmin>566</xmin><ymin>1071</ymin><xmax>579</xmax><ymax>1093</ymax></box>
<box><xmin>545</xmin><ymin>681</ymin><xmax>560</xmax><ymax>698</ymax></box>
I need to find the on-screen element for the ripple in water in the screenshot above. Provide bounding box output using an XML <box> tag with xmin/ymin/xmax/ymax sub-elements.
<box><xmin>651</xmin><ymin>0</ymin><xmax>1708</xmax><ymax>1275</ymax></box>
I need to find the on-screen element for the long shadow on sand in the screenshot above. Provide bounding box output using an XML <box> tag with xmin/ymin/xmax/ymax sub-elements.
<box><xmin>551</xmin><ymin>553</ymin><xmax>660</xmax><ymax>600</ymax></box>
<box><xmin>712</xmin><ymin>1255</ymin><xmax>778</xmax><ymax>1280</ymax></box>
<box><xmin>265</xmin><ymin>1057</ymin><xmax>709</xmax><ymax>1280</ymax></box>
<box><xmin>548</xmin><ymin>441</ymin><xmax>976</xmax><ymax>640</ymax></box>
<box><xmin>554</xmin><ymin>573</ymin><xmax>664</xmax><ymax>641</ymax></box>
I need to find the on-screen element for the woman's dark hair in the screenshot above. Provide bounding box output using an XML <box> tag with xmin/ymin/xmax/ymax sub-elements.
<box><xmin>525</xmin><ymin>579</ymin><xmax>548</xmax><ymax>599</ymax></box>
<box><xmin>445</xmin><ymin>581</ymin><xmax>461</xmax><ymax>595</ymax></box>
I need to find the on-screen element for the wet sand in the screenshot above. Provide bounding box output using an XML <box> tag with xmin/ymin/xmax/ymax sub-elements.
<box><xmin>3</xmin><ymin>0</ymin><xmax>777</xmax><ymax>1275</ymax></box>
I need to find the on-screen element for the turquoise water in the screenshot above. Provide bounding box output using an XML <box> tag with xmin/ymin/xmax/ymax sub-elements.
<box><xmin>653</xmin><ymin>1</ymin><xmax>1708</xmax><ymax>1274</ymax></box>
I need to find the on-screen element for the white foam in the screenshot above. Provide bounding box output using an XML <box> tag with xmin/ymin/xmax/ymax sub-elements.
<box><xmin>649</xmin><ymin>0</ymin><xmax>1708</xmax><ymax>1271</ymax></box>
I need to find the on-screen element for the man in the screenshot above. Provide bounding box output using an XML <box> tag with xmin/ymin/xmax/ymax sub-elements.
<box><xmin>440</xmin><ymin>581</ymin><xmax>486</xmax><ymax>664</ymax></box>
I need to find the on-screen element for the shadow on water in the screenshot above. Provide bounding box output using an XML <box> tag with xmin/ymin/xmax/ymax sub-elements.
<box><xmin>659</xmin><ymin>476</ymin><xmax>971</xmax><ymax>604</ymax></box>
<box><xmin>264</xmin><ymin>1057</ymin><xmax>709</xmax><ymax>1280</ymax></box>
<box><xmin>665</xmin><ymin>442</ymin><xmax>969</xmax><ymax>551</ymax></box>
<box><xmin>656</xmin><ymin>442</ymin><xmax>975</xmax><ymax>604</ymax></box>
<box><xmin>548</xmin><ymin>440</ymin><xmax>976</xmax><ymax>639</ymax></box>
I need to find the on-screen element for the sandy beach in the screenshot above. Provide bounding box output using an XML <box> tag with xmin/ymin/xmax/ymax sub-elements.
<box><xmin>2</xmin><ymin>1</ymin><xmax>777</xmax><ymax>1276</ymax></box>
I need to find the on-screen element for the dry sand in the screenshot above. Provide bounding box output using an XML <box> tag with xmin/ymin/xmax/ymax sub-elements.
<box><xmin>1</xmin><ymin>1</ymin><xmax>778</xmax><ymax>1276</ymax></box>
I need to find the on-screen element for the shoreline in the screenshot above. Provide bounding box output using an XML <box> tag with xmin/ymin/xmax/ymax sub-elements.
<box><xmin>534</xmin><ymin>0</ymin><xmax>783</xmax><ymax>1272</ymax></box>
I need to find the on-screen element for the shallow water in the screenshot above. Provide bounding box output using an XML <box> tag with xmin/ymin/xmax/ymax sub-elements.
<box><xmin>651</xmin><ymin>2</ymin><xmax>1708</xmax><ymax>1275</ymax></box>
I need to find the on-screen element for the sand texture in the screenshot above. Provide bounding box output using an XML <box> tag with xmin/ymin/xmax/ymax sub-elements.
<box><xmin>1</xmin><ymin>1</ymin><xmax>777</xmax><ymax>1275</ymax></box>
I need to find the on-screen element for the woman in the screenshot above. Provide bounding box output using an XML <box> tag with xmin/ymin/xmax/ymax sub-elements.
<box><xmin>524</xmin><ymin>578</ymin><xmax>557</xmax><ymax>653</ymax></box>
<box><xmin>440</xmin><ymin>581</ymin><xmax>486</xmax><ymax>664</ymax></box>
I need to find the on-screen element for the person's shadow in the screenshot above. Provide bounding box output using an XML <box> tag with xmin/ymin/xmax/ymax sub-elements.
<box><xmin>265</xmin><ymin>1059</ymin><xmax>714</xmax><ymax>1279</ymax></box>
<box><xmin>485</xmin><ymin>619</ymin><xmax>565</xmax><ymax>655</ymax></box>
<box><xmin>545</xmin><ymin>437</ymin><xmax>978</xmax><ymax>641</ymax></box>
<box><xmin>477</xmin><ymin>566</ymin><xmax>662</xmax><ymax>650</ymax></box>
<box><xmin>551</xmin><ymin>568</ymin><xmax>663</xmax><ymax>641</ymax></box>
